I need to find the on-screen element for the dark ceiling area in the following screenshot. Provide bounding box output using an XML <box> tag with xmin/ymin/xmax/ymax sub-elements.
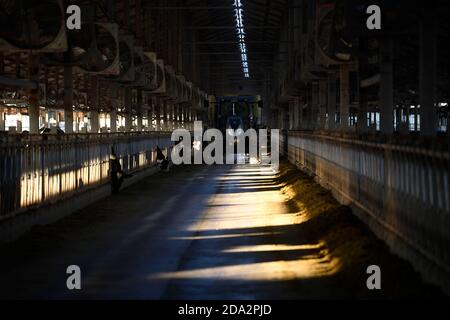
<box><xmin>144</xmin><ymin>0</ymin><xmax>288</xmax><ymax>94</ymax></box>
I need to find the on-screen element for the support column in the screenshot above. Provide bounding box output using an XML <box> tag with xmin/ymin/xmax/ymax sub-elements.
<box><xmin>172</xmin><ymin>104</ymin><xmax>178</xmax><ymax>129</ymax></box>
<box><xmin>180</xmin><ymin>106</ymin><xmax>184</xmax><ymax>129</ymax></box>
<box><xmin>136</xmin><ymin>90</ymin><xmax>143</xmax><ymax>131</ymax></box>
<box><xmin>339</xmin><ymin>65</ymin><xmax>350</xmax><ymax>131</ymax></box>
<box><xmin>178</xmin><ymin>105</ymin><xmax>183</xmax><ymax>128</ymax></box>
<box><xmin>162</xmin><ymin>100</ymin><xmax>168</xmax><ymax>131</ymax></box>
<box><xmin>89</xmin><ymin>76</ymin><xmax>99</xmax><ymax>133</ymax></box>
<box><xmin>188</xmin><ymin>106</ymin><xmax>192</xmax><ymax>129</ymax></box>
<box><xmin>0</xmin><ymin>53</ymin><xmax>4</xmax><ymax>131</ymax></box>
<box><xmin>172</xmin><ymin>103</ymin><xmax>177</xmax><ymax>129</ymax></box>
<box><xmin>0</xmin><ymin>107</ymin><xmax>5</xmax><ymax>131</ymax></box>
<box><xmin>89</xmin><ymin>111</ymin><xmax>98</xmax><ymax>133</ymax></box>
<box><xmin>357</xmin><ymin>101</ymin><xmax>368</xmax><ymax>134</ymax></box>
<box><xmin>179</xmin><ymin>105</ymin><xmax>182</xmax><ymax>128</ymax></box>
<box><xmin>168</xmin><ymin>102</ymin><xmax>172</xmax><ymax>130</ymax></box>
<box><xmin>398</xmin><ymin>105</ymin><xmax>409</xmax><ymax>134</ymax></box>
<box><xmin>379</xmin><ymin>38</ymin><xmax>394</xmax><ymax>134</ymax></box>
<box><xmin>124</xmin><ymin>88</ymin><xmax>132</xmax><ymax>131</ymax></box>
<box><xmin>288</xmin><ymin>100</ymin><xmax>294</xmax><ymax>130</ymax></box>
<box><xmin>90</xmin><ymin>111</ymin><xmax>99</xmax><ymax>133</ymax></box>
<box><xmin>297</xmin><ymin>97</ymin><xmax>303</xmax><ymax>130</ymax></box>
<box><xmin>73</xmin><ymin>112</ymin><xmax>79</xmax><ymax>133</ymax></box>
<box><xmin>318</xmin><ymin>80</ymin><xmax>327</xmax><ymax>130</ymax></box>
<box><xmin>64</xmin><ymin>65</ymin><xmax>74</xmax><ymax>133</ymax></box>
<box><xmin>179</xmin><ymin>105</ymin><xmax>183</xmax><ymax>128</ymax></box>
<box><xmin>156</xmin><ymin>101</ymin><xmax>161</xmax><ymax>131</ymax></box>
<box><xmin>110</xmin><ymin>106</ymin><xmax>117</xmax><ymax>133</ymax></box>
<box><xmin>327</xmin><ymin>73</ymin><xmax>336</xmax><ymax>131</ymax></box>
<box><xmin>293</xmin><ymin>99</ymin><xmax>298</xmax><ymax>129</ymax></box>
<box><xmin>282</xmin><ymin>106</ymin><xmax>289</xmax><ymax>130</ymax></box>
<box><xmin>311</xmin><ymin>82</ymin><xmax>320</xmax><ymax>130</ymax></box>
<box><xmin>150</xmin><ymin>99</ymin><xmax>156</xmax><ymax>131</ymax></box>
<box><xmin>28</xmin><ymin>54</ymin><xmax>40</xmax><ymax>134</ymax></box>
<box><xmin>181</xmin><ymin>106</ymin><xmax>186</xmax><ymax>128</ymax></box>
<box><xmin>148</xmin><ymin>97</ymin><xmax>153</xmax><ymax>131</ymax></box>
<box><xmin>419</xmin><ymin>16</ymin><xmax>437</xmax><ymax>136</ymax></box>
<box><xmin>165</xmin><ymin>102</ymin><xmax>170</xmax><ymax>130</ymax></box>
<box><xmin>171</xmin><ymin>103</ymin><xmax>176</xmax><ymax>130</ymax></box>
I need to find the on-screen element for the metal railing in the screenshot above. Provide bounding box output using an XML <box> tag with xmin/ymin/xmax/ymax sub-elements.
<box><xmin>0</xmin><ymin>132</ymin><xmax>173</xmax><ymax>220</ymax></box>
<box><xmin>287</xmin><ymin>130</ymin><xmax>450</xmax><ymax>287</ymax></box>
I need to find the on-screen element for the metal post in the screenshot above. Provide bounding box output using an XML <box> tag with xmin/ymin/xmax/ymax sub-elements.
<box><xmin>288</xmin><ymin>100</ymin><xmax>294</xmax><ymax>130</ymax></box>
<box><xmin>173</xmin><ymin>103</ymin><xmax>178</xmax><ymax>129</ymax></box>
<box><xmin>379</xmin><ymin>38</ymin><xmax>394</xmax><ymax>134</ymax></box>
<box><xmin>136</xmin><ymin>90</ymin><xmax>143</xmax><ymax>131</ymax></box>
<box><xmin>0</xmin><ymin>107</ymin><xmax>5</xmax><ymax>131</ymax></box>
<box><xmin>89</xmin><ymin>76</ymin><xmax>99</xmax><ymax>133</ymax></box>
<box><xmin>318</xmin><ymin>80</ymin><xmax>327</xmax><ymax>130</ymax></box>
<box><xmin>90</xmin><ymin>111</ymin><xmax>99</xmax><ymax>133</ymax></box>
<box><xmin>124</xmin><ymin>88</ymin><xmax>132</xmax><ymax>131</ymax></box>
<box><xmin>164</xmin><ymin>101</ymin><xmax>170</xmax><ymax>130</ymax></box>
<box><xmin>162</xmin><ymin>100</ymin><xmax>168</xmax><ymax>131</ymax></box>
<box><xmin>339</xmin><ymin>65</ymin><xmax>350</xmax><ymax>132</ymax></box>
<box><xmin>311</xmin><ymin>83</ymin><xmax>319</xmax><ymax>130</ymax></box>
<box><xmin>419</xmin><ymin>16</ymin><xmax>437</xmax><ymax>136</ymax></box>
<box><xmin>357</xmin><ymin>101</ymin><xmax>368</xmax><ymax>134</ymax></box>
<box><xmin>297</xmin><ymin>99</ymin><xmax>302</xmax><ymax>129</ymax></box>
<box><xmin>156</xmin><ymin>101</ymin><xmax>161</xmax><ymax>131</ymax></box>
<box><xmin>110</xmin><ymin>106</ymin><xmax>117</xmax><ymax>133</ymax></box>
<box><xmin>64</xmin><ymin>66</ymin><xmax>74</xmax><ymax>133</ymax></box>
<box><xmin>327</xmin><ymin>73</ymin><xmax>336</xmax><ymax>131</ymax></box>
<box><xmin>28</xmin><ymin>54</ymin><xmax>40</xmax><ymax>134</ymax></box>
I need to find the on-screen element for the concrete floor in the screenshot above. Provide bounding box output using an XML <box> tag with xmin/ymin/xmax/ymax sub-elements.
<box><xmin>0</xmin><ymin>163</ymin><xmax>444</xmax><ymax>299</ymax></box>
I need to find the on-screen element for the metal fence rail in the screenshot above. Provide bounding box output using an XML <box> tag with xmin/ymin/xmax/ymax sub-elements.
<box><xmin>287</xmin><ymin>131</ymin><xmax>450</xmax><ymax>289</ymax></box>
<box><xmin>0</xmin><ymin>132</ymin><xmax>173</xmax><ymax>220</ymax></box>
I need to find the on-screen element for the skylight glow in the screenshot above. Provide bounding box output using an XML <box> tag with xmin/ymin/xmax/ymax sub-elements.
<box><xmin>233</xmin><ymin>0</ymin><xmax>250</xmax><ymax>78</ymax></box>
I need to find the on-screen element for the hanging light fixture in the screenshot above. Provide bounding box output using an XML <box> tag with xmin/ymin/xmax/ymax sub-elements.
<box><xmin>233</xmin><ymin>0</ymin><xmax>250</xmax><ymax>78</ymax></box>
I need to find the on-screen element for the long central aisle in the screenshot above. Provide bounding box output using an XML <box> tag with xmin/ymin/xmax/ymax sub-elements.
<box><xmin>1</xmin><ymin>164</ymin><xmax>324</xmax><ymax>299</ymax></box>
<box><xmin>0</xmin><ymin>163</ymin><xmax>443</xmax><ymax>299</ymax></box>
<box><xmin>0</xmin><ymin>164</ymin><xmax>228</xmax><ymax>299</ymax></box>
<box><xmin>160</xmin><ymin>165</ymin><xmax>337</xmax><ymax>299</ymax></box>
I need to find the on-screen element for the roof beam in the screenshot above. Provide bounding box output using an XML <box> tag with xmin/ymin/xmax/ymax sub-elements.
<box><xmin>262</xmin><ymin>0</ymin><xmax>273</xmax><ymax>42</ymax></box>
<box><xmin>144</xmin><ymin>5</ymin><xmax>299</xmax><ymax>10</ymax></box>
<box><xmin>206</xmin><ymin>59</ymin><xmax>276</xmax><ymax>63</ymax></box>
<box><xmin>212</xmin><ymin>78</ymin><xmax>269</xmax><ymax>82</ymax></box>
<box><xmin>185</xmin><ymin>26</ymin><xmax>281</xmax><ymax>30</ymax></box>
<box><xmin>184</xmin><ymin>52</ymin><xmax>277</xmax><ymax>55</ymax></box>
<box><xmin>183</xmin><ymin>41</ymin><xmax>292</xmax><ymax>44</ymax></box>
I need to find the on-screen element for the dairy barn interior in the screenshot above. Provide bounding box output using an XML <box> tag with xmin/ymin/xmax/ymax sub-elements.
<box><xmin>0</xmin><ymin>0</ymin><xmax>449</xmax><ymax>301</ymax></box>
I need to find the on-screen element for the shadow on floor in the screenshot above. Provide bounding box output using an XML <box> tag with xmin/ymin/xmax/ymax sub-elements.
<box><xmin>162</xmin><ymin>162</ymin><xmax>446</xmax><ymax>299</ymax></box>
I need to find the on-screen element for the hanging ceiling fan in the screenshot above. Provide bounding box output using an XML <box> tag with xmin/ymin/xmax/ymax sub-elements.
<box><xmin>0</xmin><ymin>0</ymin><xmax>67</xmax><ymax>52</ymax></box>
<box><xmin>316</xmin><ymin>1</ymin><xmax>356</xmax><ymax>64</ymax></box>
<box><xmin>147</xmin><ymin>59</ymin><xmax>166</xmax><ymax>95</ymax></box>
<box><xmin>143</xmin><ymin>51</ymin><xmax>157</xmax><ymax>90</ymax></box>
<box><xmin>43</xmin><ymin>5</ymin><xmax>119</xmax><ymax>75</ymax></box>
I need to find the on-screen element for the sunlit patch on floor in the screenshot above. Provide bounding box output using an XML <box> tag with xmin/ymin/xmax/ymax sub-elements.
<box><xmin>222</xmin><ymin>243</ymin><xmax>325</xmax><ymax>253</ymax></box>
<box><xmin>168</xmin><ymin>231</ymin><xmax>282</xmax><ymax>240</ymax></box>
<box><xmin>149</xmin><ymin>255</ymin><xmax>341</xmax><ymax>281</ymax></box>
<box><xmin>161</xmin><ymin>164</ymin><xmax>344</xmax><ymax>286</ymax></box>
<box><xmin>189</xmin><ymin>189</ymin><xmax>297</xmax><ymax>231</ymax></box>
